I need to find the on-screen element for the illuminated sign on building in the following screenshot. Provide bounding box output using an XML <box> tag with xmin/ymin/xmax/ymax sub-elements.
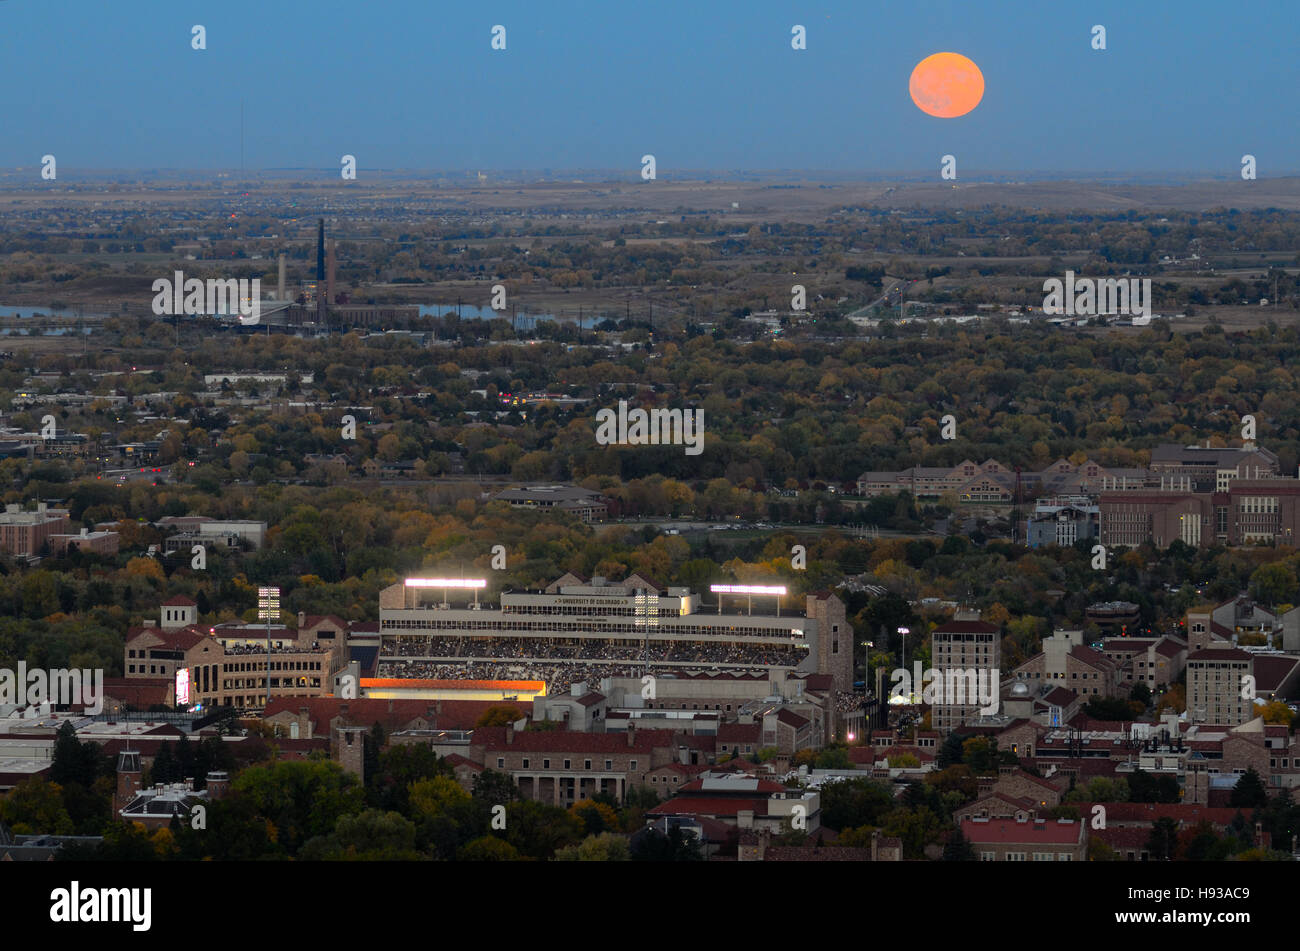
<box><xmin>176</xmin><ymin>667</ymin><xmax>191</xmax><ymax>705</ymax></box>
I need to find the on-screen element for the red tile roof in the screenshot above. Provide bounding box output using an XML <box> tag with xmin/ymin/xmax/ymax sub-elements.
<box><xmin>1069</xmin><ymin>802</ymin><xmax>1240</xmax><ymax>827</ymax></box>
<box><xmin>126</xmin><ymin>625</ymin><xmax>210</xmax><ymax>651</ymax></box>
<box><xmin>677</xmin><ymin>776</ymin><xmax>786</xmax><ymax>794</ymax></box>
<box><xmin>647</xmin><ymin>797</ymin><xmax>770</xmax><ymax>817</ymax></box>
<box><xmin>717</xmin><ymin>722</ymin><xmax>762</xmax><ymax>742</ymax></box>
<box><xmin>934</xmin><ymin>620</ymin><xmax>1000</xmax><ymax>634</ymax></box>
<box><xmin>1188</xmin><ymin>648</ymin><xmax>1253</xmax><ymax>662</ymax></box>
<box><xmin>960</xmin><ymin>817</ymin><xmax>1082</xmax><ymax>845</ymax></box>
<box><xmin>264</xmin><ymin>696</ymin><xmax>505</xmax><ymax>732</ymax></box>
<box><xmin>474</xmin><ymin>725</ymin><xmax>676</xmax><ymax>754</ymax></box>
<box><xmin>775</xmin><ymin>709</ymin><xmax>810</xmax><ymax>729</ymax></box>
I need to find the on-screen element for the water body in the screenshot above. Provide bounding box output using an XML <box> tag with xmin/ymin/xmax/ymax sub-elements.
<box><xmin>416</xmin><ymin>304</ymin><xmax>608</xmax><ymax>328</ymax></box>
<box><xmin>0</xmin><ymin>305</ymin><xmax>111</xmax><ymax>320</ymax></box>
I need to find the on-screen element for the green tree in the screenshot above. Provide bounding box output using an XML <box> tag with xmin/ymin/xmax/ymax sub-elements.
<box><xmin>942</xmin><ymin>825</ymin><xmax>976</xmax><ymax>861</ymax></box>
<box><xmin>0</xmin><ymin>777</ymin><xmax>73</xmax><ymax>835</ymax></box>
<box><xmin>459</xmin><ymin>835</ymin><xmax>521</xmax><ymax>861</ymax></box>
<box><xmin>1146</xmin><ymin>816</ymin><xmax>1179</xmax><ymax>861</ymax></box>
<box><xmin>230</xmin><ymin>759</ymin><xmax>365</xmax><ymax>855</ymax></box>
<box><xmin>554</xmin><ymin>831</ymin><xmax>631</xmax><ymax>861</ymax></box>
<box><xmin>1229</xmin><ymin>768</ymin><xmax>1269</xmax><ymax>810</ymax></box>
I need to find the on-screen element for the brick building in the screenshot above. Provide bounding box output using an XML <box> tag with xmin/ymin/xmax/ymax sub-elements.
<box><xmin>930</xmin><ymin>614</ymin><xmax>1001</xmax><ymax>734</ymax></box>
<box><xmin>1186</xmin><ymin>647</ymin><xmax>1255</xmax><ymax>725</ymax></box>
<box><xmin>0</xmin><ymin>503</ymin><xmax>70</xmax><ymax>556</ymax></box>
<box><xmin>961</xmin><ymin>816</ymin><xmax>1087</xmax><ymax>861</ymax></box>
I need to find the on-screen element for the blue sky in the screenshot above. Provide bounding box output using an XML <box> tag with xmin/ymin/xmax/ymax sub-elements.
<box><xmin>1</xmin><ymin>0</ymin><xmax>1295</xmax><ymax>176</ymax></box>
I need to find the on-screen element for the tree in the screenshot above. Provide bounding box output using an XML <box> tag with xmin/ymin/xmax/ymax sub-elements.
<box><xmin>554</xmin><ymin>832</ymin><xmax>631</xmax><ymax>861</ymax></box>
<box><xmin>1088</xmin><ymin>836</ymin><xmax>1118</xmax><ymax>861</ymax></box>
<box><xmin>1084</xmin><ymin>696</ymin><xmax>1138</xmax><ymax>721</ymax></box>
<box><xmin>471</xmin><ymin>768</ymin><xmax>521</xmax><ymax>804</ymax></box>
<box><xmin>458</xmin><ymin>835</ymin><xmax>521</xmax><ymax>861</ymax></box>
<box><xmin>936</xmin><ymin>732</ymin><xmax>966</xmax><ymax>769</ymax></box>
<box><xmin>942</xmin><ymin>825</ymin><xmax>976</xmax><ymax>861</ymax></box>
<box><xmin>475</xmin><ymin>705</ymin><xmax>525</xmax><ymax>728</ymax></box>
<box><xmin>1260</xmin><ymin>700</ymin><xmax>1295</xmax><ymax>727</ymax></box>
<box><xmin>820</xmin><ymin>776</ymin><xmax>896</xmax><ymax>832</ymax></box>
<box><xmin>230</xmin><ymin>760</ymin><xmax>365</xmax><ymax>856</ymax></box>
<box><xmin>630</xmin><ymin>824</ymin><xmax>704</xmax><ymax>861</ymax></box>
<box><xmin>0</xmin><ymin>777</ymin><xmax>73</xmax><ymax>835</ymax></box>
<box><xmin>569</xmin><ymin>799</ymin><xmax>619</xmax><ymax>836</ymax></box>
<box><xmin>1229</xmin><ymin>768</ymin><xmax>1269</xmax><ymax>810</ymax></box>
<box><xmin>1146</xmin><ymin>816</ymin><xmax>1180</xmax><ymax>861</ymax></box>
<box><xmin>299</xmin><ymin>809</ymin><xmax>422</xmax><ymax>860</ymax></box>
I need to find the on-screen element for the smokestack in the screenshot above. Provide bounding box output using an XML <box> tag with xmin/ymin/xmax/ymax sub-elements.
<box><xmin>327</xmin><ymin>239</ymin><xmax>336</xmax><ymax>306</ymax></box>
<box><xmin>317</xmin><ymin>219</ymin><xmax>325</xmax><ymax>282</ymax></box>
<box><xmin>278</xmin><ymin>254</ymin><xmax>286</xmax><ymax>301</ymax></box>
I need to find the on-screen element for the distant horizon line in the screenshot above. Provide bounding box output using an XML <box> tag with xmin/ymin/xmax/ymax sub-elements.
<box><xmin>2</xmin><ymin>168</ymin><xmax>1298</xmax><ymax>183</ymax></box>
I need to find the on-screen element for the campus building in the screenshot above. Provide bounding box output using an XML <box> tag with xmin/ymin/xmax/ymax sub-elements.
<box><xmin>492</xmin><ymin>485</ymin><xmax>608</xmax><ymax>523</ymax></box>
<box><xmin>1186</xmin><ymin>647</ymin><xmax>1255</xmax><ymax>726</ymax></box>
<box><xmin>377</xmin><ymin>573</ymin><xmax>853</xmax><ymax>694</ymax></box>
<box><xmin>1025</xmin><ymin>498</ymin><xmax>1099</xmax><ymax>549</ymax></box>
<box><xmin>0</xmin><ymin>503</ymin><xmax>70</xmax><ymax>556</ymax></box>
<box><xmin>929</xmin><ymin>612</ymin><xmax>1001</xmax><ymax>735</ymax></box>
<box><xmin>123</xmin><ymin>599</ymin><xmax>349</xmax><ymax>709</ymax></box>
<box><xmin>1099</xmin><ymin>478</ymin><xmax>1300</xmax><ymax>549</ymax></box>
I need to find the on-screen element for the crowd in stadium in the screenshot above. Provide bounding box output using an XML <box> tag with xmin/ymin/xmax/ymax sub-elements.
<box><xmin>377</xmin><ymin>639</ymin><xmax>807</xmax><ymax>693</ymax></box>
<box><xmin>380</xmin><ymin>635</ymin><xmax>805</xmax><ymax>668</ymax></box>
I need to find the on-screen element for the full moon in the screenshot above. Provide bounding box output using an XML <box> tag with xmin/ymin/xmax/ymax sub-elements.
<box><xmin>909</xmin><ymin>52</ymin><xmax>984</xmax><ymax>118</ymax></box>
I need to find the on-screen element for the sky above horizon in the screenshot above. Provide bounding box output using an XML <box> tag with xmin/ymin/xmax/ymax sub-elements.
<box><xmin>2</xmin><ymin>0</ymin><xmax>1296</xmax><ymax>177</ymax></box>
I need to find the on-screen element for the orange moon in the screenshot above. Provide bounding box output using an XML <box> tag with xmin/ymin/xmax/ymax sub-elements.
<box><xmin>909</xmin><ymin>52</ymin><xmax>984</xmax><ymax>118</ymax></box>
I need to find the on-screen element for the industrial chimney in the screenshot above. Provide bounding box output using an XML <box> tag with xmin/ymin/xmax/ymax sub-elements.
<box><xmin>327</xmin><ymin>239</ymin><xmax>336</xmax><ymax>306</ymax></box>
<box><xmin>316</xmin><ymin>219</ymin><xmax>325</xmax><ymax>282</ymax></box>
<box><xmin>277</xmin><ymin>253</ymin><xmax>286</xmax><ymax>301</ymax></box>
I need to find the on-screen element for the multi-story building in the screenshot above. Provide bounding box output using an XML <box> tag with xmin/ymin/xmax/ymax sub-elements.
<box><xmin>1101</xmin><ymin>634</ymin><xmax>1187</xmax><ymax>691</ymax></box>
<box><xmin>930</xmin><ymin>613</ymin><xmax>1001</xmax><ymax>734</ymax></box>
<box><xmin>647</xmin><ymin>772</ymin><xmax>821</xmax><ymax>836</ymax></box>
<box><xmin>1010</xmin><ymin>630</ymin><xmax>1122</xmax><ymax>698</ymax></box>
<box><xmin>857</xmin><ymin>457</ymin><xmax>1147</xmax><ymax>502</ymax></box>
<box><xmin>492</xmin><ymin>485</ymin><xmax>608</xmax><ymax>522</ymax></box>
<box><xmin>49</xmin><ymin>529</ymin><xmax>119</xmax><ymax>556</ymax></box>
<box><xmin>1148</xmin><ymin>442</ymin><xmax>1278</xmax><ymax>492</ymax></box>
<box><xmin>0</xmin><ymin>503</ymin><xmax>70</xmax><ymax>556</ymax></box>
<box><xmin>960</xmin><ymin>816</ymin><xmax>1087</xmax><ymax>861</ymax></box>
<box><xmin>470</xmin><ymin>724</ymin><xmax>679</xmax><ymax>804</ymax></box>
<box><xmin>1186</xmin><ymin>646</ymin><xmax>1255</xmax><ymax>725</ymax></box>
<box><xmin>1085</xmin><ymin>601</ymin><xmax>1140</xmax><ymax>632</ymax></box>
<box><xmin>124</xmin><ymin>601</ymin><xmax>347</xmax><ymax>709</ymax></box>
<box><xmin>377</xmin><ymin>573</ymin><xmax>852</xmax><ymax>694</ymax></box>
<box><xmin>1100</xmin><ymin>478</ymin><xmax>1300</xmax><ymax>548</ymax></box>
<box><xmin>1025</xmin><ymin>499</ymin><xmax>1099</xmax><ymax>549</ymax></box>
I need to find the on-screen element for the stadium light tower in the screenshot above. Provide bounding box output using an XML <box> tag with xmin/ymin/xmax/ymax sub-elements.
<box><xmin>709</xmin><ymin>584</ymin><xmax>787</xmax><ymax>617</ymax></box>
<box><xmin>635</xmin><ymin>588</ymin><xmax>659</xmax><ymax>675</ymax></box>
<box><xmin>405</xmin><ymin>577</ymin><xmax>487</xmax><ymax>607</ymax></box>
<box><xmin>258</xmin><ymin>586</ymin><xmax>279</xmax><ymax>707</ymax></box>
